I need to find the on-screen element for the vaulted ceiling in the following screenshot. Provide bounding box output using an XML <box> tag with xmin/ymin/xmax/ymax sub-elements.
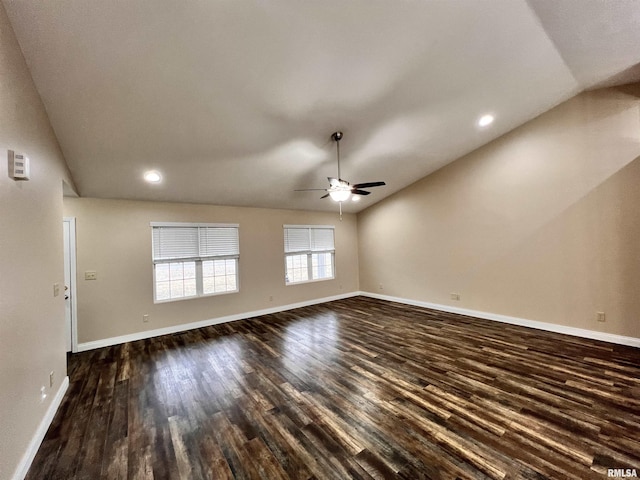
<box><xmin>4</xmin><ymin>0</ymin><xmax>640</xmax><ymax>212</ymax></box>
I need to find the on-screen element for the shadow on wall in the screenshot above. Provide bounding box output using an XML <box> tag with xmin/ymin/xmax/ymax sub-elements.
<box><xmin>614</xmin><ymin>81</ymin><xmax>640</xmax><ymax>98</ymax></box>
<box><xmin>357</xmin><ymin>87</ymin><xmax>640</xmax><ymax>338</ymax></box>
<box><xmin>466</xmin><ymin>155</ymin><xmax>640</xmax><ymax>336</ymax></box>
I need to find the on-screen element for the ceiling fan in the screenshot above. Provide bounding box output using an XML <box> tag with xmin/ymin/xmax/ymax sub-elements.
<box><xmin>295</xmin><ymin>131</ymin><xmax>386</xmax><ymax>203</ymax></box>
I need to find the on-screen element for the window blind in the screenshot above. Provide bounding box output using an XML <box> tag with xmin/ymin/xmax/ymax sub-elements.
<box><xmin>284</xmin><ymin>226</ymin><xmax>334</xmax><ymax>253</ymax></box>
<box><xmin>310</xmin><ymin>228</ymin><xmax>334</xmax><ymax>251</ymax></box>
<box><xmin>199</xmin><ymin>227</ymin><xmax>239</xmax><ymax>257</ymax></box>
<box><xmin>152</xmin><ymin>224</ymin><xmax>239</xmax><ymax>261</ymax></box>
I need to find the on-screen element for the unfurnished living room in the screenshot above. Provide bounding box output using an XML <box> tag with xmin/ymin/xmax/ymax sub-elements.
<box><xmin>2</xmin><ymin>1</ymin><xmax>640</xmax><ymax>479</ymax></box>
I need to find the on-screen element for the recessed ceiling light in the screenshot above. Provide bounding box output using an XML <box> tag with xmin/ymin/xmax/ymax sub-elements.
<box><xmin>478</xmin><ymin>114</ymin><xmax>494</xmax><ymax>127</ymax></box>
<box><xmin>143</xmin><ymin>170</ymin><xmax>162</xmax><ymax>183</ymax></box>
<box><xmin>352</xmin><ymin>195</ymin><xmax>361</xmax><ymax>202</ymax></box>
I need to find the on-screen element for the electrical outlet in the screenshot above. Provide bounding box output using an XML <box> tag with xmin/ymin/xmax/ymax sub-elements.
<box><xmin>84</xmin><ymin>271</ymin><xmax>97</xmax><ymax>280</ymax></box>
<box><xmin>53</xmin><ymin>283</ymin><xmax>60</xmax><ymax>297</ymax></box>
<box><xmin>49</xmin><ymin>371</ymin><xmax>54</xmax><ymax>388</ymax></box>
<box><xmin>379</xmin><ymin>283</ymin><xmax>383</xmax><ymax>290</ymax></box>
<box><xmin>143</xmin><ymin>314</ymin><xmax>150</xmax><ymax>323</ymax></box>
<box><xmin>269</xmin><ymin>295</ymin><xmax>273</xmax><ymax>302</ymax></box>
<box><xmin>596</xmin><ymin>312</ymin><xmax>606</xmax><ymax>323</ymax></box>
<box><xmin>450</xmin><ymin>293</ymin><xmax>460</xmax><ymax>301</ymax></box>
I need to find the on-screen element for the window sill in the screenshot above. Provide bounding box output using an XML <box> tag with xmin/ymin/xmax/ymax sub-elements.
<box><xmin>285</xmin><ymin>277</ymin><xmax>334</xmax><ymax>286</ymax></box>
<box><xmin>154</xmin><ymin>288</ymin><xmax>239</xmax><ymax>304</ymax></box>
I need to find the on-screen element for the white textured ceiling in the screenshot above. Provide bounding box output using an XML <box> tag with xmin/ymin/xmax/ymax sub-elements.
<box><xmin>4</xmin><ymin>0</ymin><xmax>640</xmax><ymax>212</ymax></box>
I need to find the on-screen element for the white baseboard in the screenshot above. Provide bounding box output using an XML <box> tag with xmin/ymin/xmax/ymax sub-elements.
<box><xmin>77</xmin><ymin>290</ymin><xmax>640</xmax><ymax>351</ymax></box>
<box><xmin>12</xmin><ymin>376</ymin><xmax>69</xmax><ymax>480</ymax></box>
<box><xmin>360</xmin><ymin>291</ymin><xmax>640</xmax><ymax>348</ymax></box>
<box><xmin>77</xmin><ymin>291</ymin><xmax>360</xmax><ymax>352</ymax></box>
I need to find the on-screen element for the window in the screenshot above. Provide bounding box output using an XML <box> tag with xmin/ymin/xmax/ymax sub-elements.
<box><xmin>151</xmin><ymin>223</ymin><xmax>239</xmax><ymax>302</ymax></box>
<box><xmin>284</xmin><ymin>225</ymin><xmax>334</xmax><ymax>284</ymax></box>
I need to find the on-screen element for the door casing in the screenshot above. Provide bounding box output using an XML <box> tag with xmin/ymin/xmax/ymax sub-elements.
<box><xmin>63</xmin><ymin>217</ymin><xmax>78</xmax><ymax>352</ymax></box>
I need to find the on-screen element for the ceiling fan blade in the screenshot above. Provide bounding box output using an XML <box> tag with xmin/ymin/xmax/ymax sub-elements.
<box><xmin>352</xmin><ymin>189</ymin><xmax>371</xmax><ymax>195</ymax></box>
<box><xmin>352</xmin><ymin>181</ymin><xmax>386</xmax><ymax>189</ymax></box>
<box><xmin>320</xmin><ymin>193</ymin><xmax>330</xmax><ymax>199</ymax></box>
<box><xmin>294</xmin><ymin>188</ymin><xmax>329</xmax><ymax>192</ymax></box>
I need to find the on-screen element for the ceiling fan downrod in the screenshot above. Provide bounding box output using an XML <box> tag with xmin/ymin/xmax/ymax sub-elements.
<box><xmin>331</xmin><ymin>131</ymin><xmax>343</xmax><ymax>181</ymax></box>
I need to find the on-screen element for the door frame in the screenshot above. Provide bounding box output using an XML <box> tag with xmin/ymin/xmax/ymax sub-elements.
<box><xmin>63</xmin><ymin>217</ymin><xmax>79</xmax><ymax>353</ymax></box>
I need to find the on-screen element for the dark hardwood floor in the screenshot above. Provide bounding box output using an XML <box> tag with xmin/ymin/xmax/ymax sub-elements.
<box><xmin>27</xmin><ymin>296</ymin><xmax>640</xmax><ymax>479</ymax></box>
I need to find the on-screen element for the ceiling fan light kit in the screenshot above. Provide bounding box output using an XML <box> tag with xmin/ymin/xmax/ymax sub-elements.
<box><xmin>329</xmin><ymin>187</ymin><xmax>352</xmax><ymax>202</ymax></box>
<box><xmin>295</xmin><ymin>131</ymin><xmax>386</xmax><ymax>216</ymax></box>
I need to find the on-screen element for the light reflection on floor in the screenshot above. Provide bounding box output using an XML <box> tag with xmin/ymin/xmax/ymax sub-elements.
<box><xmin>280</xmin><ymin>311</ymin><xmax>382</xmax><ymax>405</ymax></box>
<box><xmin>281</xmin><ymin>314</ymin><xmax>338</xmax><ymax>374</ymax></box>
<box><xmin>153</xmin><ymin>333</ymin><xmax>248</xmax><ymax>414</ymax></box>
<box><xmin>151</xmin><ymin>310</ymin><xmax>383</xmax><ymax>417</ymax></box>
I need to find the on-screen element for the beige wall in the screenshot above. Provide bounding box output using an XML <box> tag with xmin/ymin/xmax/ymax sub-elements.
<box><xmin>358</xmin><ymin>86</ymin><xmax>640</xmax><ymax>338</ymax></box>
<box><xmin>0</xmin><ymin>3</ymin><xmax>76</xmax><ymax>478</ymax></box>
<box><xmin>63</xmin><ymin>198</ymin><xmax>359</xmax><ymax>344</ymax></box>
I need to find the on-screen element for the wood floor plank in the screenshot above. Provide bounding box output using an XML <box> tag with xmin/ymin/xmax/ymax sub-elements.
<box><xmin>26</xmin><ymin>296</ymin><xmax>640</xmax><ymax>479</ymax></box>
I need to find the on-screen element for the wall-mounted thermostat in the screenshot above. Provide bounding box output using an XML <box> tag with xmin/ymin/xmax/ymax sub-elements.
<box><xmin>8</xmin><ymin>150</ymin><xmax>30</xmax><ymax>180</ymax></box>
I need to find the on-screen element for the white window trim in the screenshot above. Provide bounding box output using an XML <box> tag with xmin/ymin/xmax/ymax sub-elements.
<box><xmin>151</xmin><ymin>222</ymin><xmax>239</xmax><ymax>303</ymax></box>
<box><xmin>151</xmin><ymin>221</ymin><xmax>239</xmax><ymax>228</ymax></box>
<box><xmin>284</xmin><ymin>225</ymin><xmax>335</xmax><ymax>285</ymax></box>
<box><xmin>283</xmin><ymin>224</ymin><xmax>334</xmax><ymax>229</ymax></box>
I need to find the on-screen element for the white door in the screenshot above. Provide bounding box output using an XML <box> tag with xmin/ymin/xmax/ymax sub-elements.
<box><xmin>63</xmin><ymin>218</ymin><xmax>77</xmax><ymax>352</ymax></box>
